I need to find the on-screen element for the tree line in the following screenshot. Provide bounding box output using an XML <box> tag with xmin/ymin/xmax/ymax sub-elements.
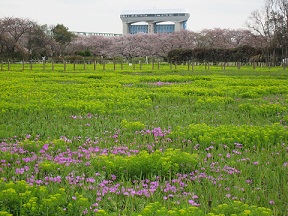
<box><xmin>167</xmin><ymin>46</ymin><xmax>263</xmax><ymax>63</ymax></box>
<box><xmin>1</xmin><ymin>0</ymin><xmax>287</xmax><ymax>64</ymax></box>
<box><xmin>0</xmin><ymin>17</ymin><xmax>74</xmax><ymax>59</ymax></box>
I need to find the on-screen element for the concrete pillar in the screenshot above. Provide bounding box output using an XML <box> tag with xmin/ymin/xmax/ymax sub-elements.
<box><xmin>123</xmin><ymin>23</ymin><xmax>130</xmax><ymax>35</ymax></box>
<box><xmin>175</xmin><ymin>22</ymin><xmax>183</xmax><ymax>31</ymax></box>
<box><xmin>147</xmin><ymin>22</ymin><xmax>155</xmax><ymax>34</ymax></box>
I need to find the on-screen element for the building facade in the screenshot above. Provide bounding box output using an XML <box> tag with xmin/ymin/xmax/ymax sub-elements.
<box><xmin>120</xmin><ymin>9</ymin><xmax>190</xmax><ymax>35</ymax></box>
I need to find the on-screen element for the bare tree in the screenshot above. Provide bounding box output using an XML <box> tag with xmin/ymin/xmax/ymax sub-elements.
<box><xmin>246</xmin><ymin>0</ymin><xmax>288</xmax><ymax>64</ymax></box>
<box><xmin>275</xmin><ymin>0</ymin><xmax>288</xmax><ymax>61</ymax></box>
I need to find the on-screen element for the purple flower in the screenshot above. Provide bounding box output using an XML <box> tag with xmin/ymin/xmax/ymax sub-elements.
<box><xmin>188</xmin><ymin>199</ymin><xmax>200</xmax><ymax>206</ymax></box>
<box><xmin>269</xmin><ymin>200</ymin><xmax>275</xmax><ymax>205</ymax></box>
<box><xmin>246</xmin><ymin>179</ymin><xmax>252</xmax><ymax>184</ymax></box>
<box><xmin>111</xmin><ymin>174</ymin><xmax>116</xmax><ymax>181</ymax></box>
<box><xmin>15</xmin><ymin>168</ymin><xmax>25</xmax><ymax>174</ymax></box>
<box><xmin>234</xmin><ymin>143</ymin><xmax>243</xmax><ymax>149</ymax></box>
<box><xmin>152</xmin><ymin>127</ymin><xmax>164</xmax><ymax>137</ymax></box>
<box><xmin>92</xmin><ymin>203</ymin><xmax>99</xmax><ymax>207</ymax></box>
<box><xmin>86</xmin><ymin>177</ymin><xmax>95</xmax><ymax>183</ymax></box>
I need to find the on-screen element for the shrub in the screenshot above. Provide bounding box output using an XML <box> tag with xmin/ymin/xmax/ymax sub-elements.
<box><xmin>91</xmin><ymin>149</ymin><xmax>198</xmax><ymax>180</ymax></box>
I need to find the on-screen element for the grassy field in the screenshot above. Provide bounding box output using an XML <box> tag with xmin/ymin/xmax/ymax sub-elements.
<box><xmin>0</xmin><ymin>64</ymin><xmax>287</xmax><ymax>215</ymax></box>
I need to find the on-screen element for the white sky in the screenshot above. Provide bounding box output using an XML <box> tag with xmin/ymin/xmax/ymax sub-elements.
<box><xmin>0</xmin><ymin>0</ymin><xmax>264</xmax><ymax>34</ymax></box>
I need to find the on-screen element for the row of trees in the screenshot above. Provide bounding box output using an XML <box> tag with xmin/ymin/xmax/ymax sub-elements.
<box><xmin>0</xmin><ymin>20</ymin><xmax>268</xmax><ymax>62</ymax></box>
<box><xmin>0</xmin><ymin>0</ymin><xmax>287</xmax><ymax>64</ymax></box>
<box><xmin>0</xmin><ymin>17</ymin><xmax>74</xmax><ymax>59</ymax></box>
<box><xmin>167</xmin><ymin>46</ymin><xmax>263</xmax><ymax>63</ymax></box>
<box><xmin>67</xmin><ymin>29</ymin><xmax>259</xmax><ymax>61</ymax></box>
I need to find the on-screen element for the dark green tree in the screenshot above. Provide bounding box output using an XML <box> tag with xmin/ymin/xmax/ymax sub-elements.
<box><xmin>52</xmin><ymin>24</ymin><xmax>75</xmax><ymax>56</ymax></box>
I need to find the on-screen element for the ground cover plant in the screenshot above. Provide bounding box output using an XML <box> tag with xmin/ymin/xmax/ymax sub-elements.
<box><xmin>0</xmin><ymin>64</ymin><xmax>287</xmax><ymax>215</ymax></box>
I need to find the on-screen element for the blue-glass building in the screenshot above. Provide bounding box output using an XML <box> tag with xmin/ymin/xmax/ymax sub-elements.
<box><xmin>120</xmin><ymin>9</ymin><xmax>190</xmax><ymax>35</ymax></box>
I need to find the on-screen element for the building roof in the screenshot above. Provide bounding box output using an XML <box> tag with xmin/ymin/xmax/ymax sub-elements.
<box><xmin>120</xmin><ymin>9</ymin><xmax>189</xmax><ymax>15</ymax></box>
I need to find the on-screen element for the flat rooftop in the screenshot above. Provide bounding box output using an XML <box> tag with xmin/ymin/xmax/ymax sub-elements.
<box><xmin>120</xmin><ymin>9</ymin><xmax>189</xmax><ymax>15</ymax></box>
<box><xmin>120</xmin><ymin>9</ymin><xmax>190</xmax><ymax>23</ymax></box>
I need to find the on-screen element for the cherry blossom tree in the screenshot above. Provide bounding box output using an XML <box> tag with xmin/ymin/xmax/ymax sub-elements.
<box><xmin>0</xmin><ymin>17</ymin><xmax>36</xmax><ymax>59</ymax></box>
<box><xmin>0</xmin><ymin>17</ymin><xmax>57</xmax><ymax>59</ymax></box>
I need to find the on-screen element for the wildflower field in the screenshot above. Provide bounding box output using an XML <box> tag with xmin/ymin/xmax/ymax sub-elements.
<box><xmin>0</xmin><ymin>63</ymin><xmax>287</xmax><ymax>215</ymax></box>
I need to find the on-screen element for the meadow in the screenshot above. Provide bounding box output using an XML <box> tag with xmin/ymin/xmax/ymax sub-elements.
<box><xmin>0</xmin><ymin>63</ymin><xmax>287</xmax><ymax>215</ymax></box>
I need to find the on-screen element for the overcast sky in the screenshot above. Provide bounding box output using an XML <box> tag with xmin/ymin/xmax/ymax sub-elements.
<box><xmin>0</xmin><ymin>0</ymin><xmax>264</xmax><ymax>34</ymax></box>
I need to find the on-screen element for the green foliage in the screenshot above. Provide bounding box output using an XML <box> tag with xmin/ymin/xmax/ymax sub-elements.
<box><xmin>51</xmin><ymin>24</ymin><xmax>75</xmax><ymax>55</ymax></box>
<box><xmin>0</xmin><ymin>211</ymin><xmax>13</xmax><ymax>216</ymax></box>
<box><xmin>211</xmin><ymin>201</ymin><xmax>273</xmax><ymax>216</ymax></box>
<box><xmin>137</xmin><ymin>201</ymin><xmax>273</xmax><ymax>216</ymax></box>
<box><xmin>0</xmin><ymin>65</ymin><xmax>287</xmax><ymax>215</ymax></box>
<box><xmin>52</xmin><ymin>24</ymin><xmax>75</xmax><ymax>45</ymax></box>
<box><xmin>0</xmin><ymin>180</ymin><xmax>90</xmax><ymax>216</ymax></box>
<box><xmin>121</xmin><ymin>119</ymin><xmax>145</xmax><ymax>131</ymax></box>
<box><xmin>75</xmin><ymin>50</ymin><xmax>93</xmax><ymax>57</ymax></box>
<box><xmin>91</xmin><ymin>149</ymin><xmax>198</xmax><ymax>179</ymax></box>
<box><xmin>1</xmin><ymin>180</ymin><xmax>272</xmax><ymax>216</ymax></box>
<box><xmin>169</xmin><ymin>123</ymin><xmax>288</xmax><ymax>148</ymax></box>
